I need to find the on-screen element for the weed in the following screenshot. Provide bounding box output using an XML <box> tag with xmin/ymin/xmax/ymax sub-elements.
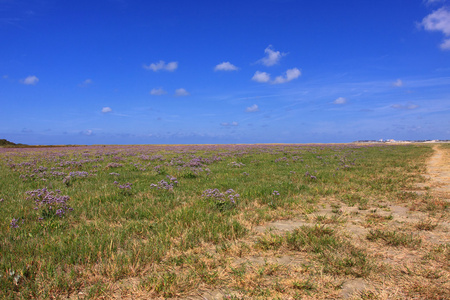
<box><xmin>293</xmin><ymin>278</ymin><xmax>316</xmax><ymax>291</ymax></box>
<box><xmin>256</xmin><ymin>234</ymin><xmax>284</xmax><ymax>250</ymax></box>
<box><xmin>366</xmin><ymin>230</ymin><xmax>422</xmax><ymax>247</ymax></box>
<box><xmin>415</xmin><ymin>219</ymin><xmax>438</xmax><ymax>231</ymax></box>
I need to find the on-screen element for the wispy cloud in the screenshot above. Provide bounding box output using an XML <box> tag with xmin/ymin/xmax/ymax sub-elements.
<box><xmin>420</xmin><ymin>7</ymin><xmax>450</xmax><ymax>50</ymax></box>
<box><xmin>391</xmin><ymin>103</ymin><xmax>419</xmax><ymax>110</ymax></box>
<box><xmin>333</xmin><ymin>97</ymin><xmax>348</xmax><ymax>104</ymax></box>
<box><xmin>221</xmin><ymin>121</ymin><xmax>239</xmax><ymax>126</ymax></box>
<box><xmin>423</xmin><ymin>0</ymin><xmax>446</xmax><ymax>6</ymax></box>
<box><xmin>20</xmin><ymin>75</ymin><xmax>39</xmax><ymax>85</ymax></box>
<box><xmin>101</xmin><ymin>107</ymin><xmax>112</xmax><ymax>113</ymax></box>
<box><xmin>150</xmin><ymin>88</ymin><xmax>167</xmax><ymax>95</ymax></box>
<box><xmin>245</xmin><ymin>104</ymin><xmax>260</xmax><ymax>112</ymax></box>
<box><xmin>215</xmin><ymin>62</ymin><xmax>238</xmax><ymax>71</ymax></box>
<box><xmin>81</xmin><ymin>129</ymin><xmax>93</xmax><ymax>136</ymax></box>
<box><xmin>257</xmin><ymin>45</ymin><xmax>286</xmax><ymax>66</ymax></box>
<box><xmin>392</xmin><ymin>79</ymin><xmax>403</xmax><ymax>87</ymax></box>
<box><xmin>143</xmin><ymin>60</ymin><xmax>178</xmax><ymax>71</ymax></box>
<box><xmin>175</xmin><ymin>88</ymin><xmax>190</xmax><ymax>96</ymax></box>
<box><xmin>79</xmin><ymin>79</ymin><xmax>93</xmax><ymax>87</ymax></box>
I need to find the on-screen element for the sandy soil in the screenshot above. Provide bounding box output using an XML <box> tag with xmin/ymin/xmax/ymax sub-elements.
<box><xmin>103</xmin><ymin>145</ymin><xmax>450</xmax><ymax>299</ymax></box>
<box><xmin>190</xmin><ymin>145</ymin><xmax>450</xmax><ymax>300</ymax></box>
<box><xmin>426</xmin><ymin>145</ymin><xmax>450</xmax><ymax>195</ymax></box>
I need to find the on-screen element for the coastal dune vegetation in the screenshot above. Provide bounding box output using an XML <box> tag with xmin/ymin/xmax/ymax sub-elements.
<box><xmin>0</xmin><ymin>143</ymin><xmax>448</xmax><ymax>299</ymax></box>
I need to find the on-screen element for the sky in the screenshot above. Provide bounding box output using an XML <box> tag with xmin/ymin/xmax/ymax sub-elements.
<box><xmin>0</xmin><ymin>0</ymin><xmax>449</xmax><ymax>145</ymax></box>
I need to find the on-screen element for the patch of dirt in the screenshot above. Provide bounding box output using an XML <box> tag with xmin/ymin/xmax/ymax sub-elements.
<box><xmin>233</xmin><ymin>255</ymin><xmax>306</xmax><ymax>267</ymax></box>
<box><xmin>340</xmin><ymin>278</ymin><xmax>368</xmax><ymax>299</ymax></box>
<box><xmin>254</xmin><ymin>219</ymin><xmax>310</xmax><ymax>233</ymax></box>
<box><xmin>426</xmin><ymin>145</ymin><xmax>450</xmax><ymax>196</ymax></box>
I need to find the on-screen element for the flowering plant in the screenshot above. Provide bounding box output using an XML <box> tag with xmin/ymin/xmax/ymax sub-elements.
<box><xmin>202</xmin><ymin>188</ymin><xmax>239</xmax><ymax>211</ymax></box>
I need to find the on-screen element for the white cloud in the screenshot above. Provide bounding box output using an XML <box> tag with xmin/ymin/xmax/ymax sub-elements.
<box><xmin>333</xmin><ymin>97</ymin><xmax>348</xmax><ymax>104</ymax></box>
<box><xmin>258</xmin><ymin>45</ymin><xmax>286</xmax><ymax>66</ymax></box>
<box><xmin>421</xmin><ymin>7</ymin><xmax>450</xmax><ymax>50</ymax></box>
<box><xmin>245</xmin><ymin>104</ymin><xmax>260</xmax><ymax>112</ymax></box>
<box><xmin>143</xmin><ymin>60</ymin><xmax>178</xmax><ymax>71</ymax></box>
<box><xmin>215</xmin><ymin>62</ymin><xmax>238</xmax><ymax>71</ymax></box>
<box><xmin>221</xmin><ymin>122</ymin><xmax>239</xmax><ymax>126</ymax></box>
<box><xmin>150</xmin><ymin>88</ymin><xmax>167</xmax><ymax>95</ymax></box>
<box><xmin>393</xmin><ymin>79</ymin><xmax>403</xmax><ymax>87</ymax></box>
<box><xmin>440</xmin><ymin>37</ymin><xmax>450</xmax><ymax>49</ymax></box>
<box><xmin>391</xmin><ymin>103</ymin><xmax>419</xmax><ymax>110</ymax></box>
<box><xmin>252</xmin><ymin>71</ymin><xmax>271</xmax><ymax>83</ymax></box>
<box><xmin>272</xmin><ymin>68</ymin><xmax>301</xmax><ymax>84</ymax></box>
<box><xmin>165</xmin><ymin>61</ymin><xmax>178</xmax><ymax>71</ymax></box>
<box><xmin>79</xmin><ymin>79</ymin><xmax>93</xmax><ymax>87</ymax></box>
<box><xmin>253</xmin><ymin>68</ymin><xmax>301</xmax><ymax>84</ymax></box>
<box><xmin>101</xmin><ymin>107</ymin><xmax>112</xmax><ymax>113</ymax></box>
<box><xmin>82</xmin><ymin>129</ymin><xmax>93</xmax><ymax>136</ymax></box>
<box><xmin>21</xmin><ymin>75</ymin><xmax>39</xmax><ymax>85</ymax></box>
<box><xmin>175</xmin><ymin>88</ymin><xmax>190</xmax><ymax>96</ymax></box>
<box><xmin>424</xmin><ymin>0</ymin><xmax>445</xmax><ymax>5</ymax></box>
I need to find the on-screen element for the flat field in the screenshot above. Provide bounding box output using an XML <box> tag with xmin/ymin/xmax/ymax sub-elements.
<box><xmin>0</xmin><ymin>143</ymin><xmax>448</xmax><ymax>299</ymax></box>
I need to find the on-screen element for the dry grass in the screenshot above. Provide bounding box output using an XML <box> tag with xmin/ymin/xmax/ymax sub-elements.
<box><xmin>1</xmin><ymin>143</ymin><xmax>449</xmax><ymax>299</ymax></box>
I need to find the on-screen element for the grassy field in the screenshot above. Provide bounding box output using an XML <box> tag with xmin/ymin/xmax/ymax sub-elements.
<box><xmin>0</xmin><ymin>143</ymin><xmax>448</xmax><ymax>299</ymax></box>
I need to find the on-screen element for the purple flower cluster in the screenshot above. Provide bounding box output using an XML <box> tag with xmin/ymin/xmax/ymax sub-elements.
<box><xmin>114</xmin><ymin>181</ymin><xmax>132</xmax><ymax>189</ymax></box>
<box><xmin>26</xmin><ymin>188</ymin><xmax>73</xmax><ymax>219</ymax></box>
<box><xmin>10</xmin><ymin>218</ymin><xmax>19</xmax><ymax>228</ymax></box>
<box><xmin>202</xmin><ymin>188</ymin><xmax>240</xmax><ymax>204</ymax></box>
<box><xmin>272</xmin><ymin>190</ymin><xmax>280</xmax><ymax>196</ymax></box>
<box><xmin>51</xmin><ymin>171</ymin><xmax>66</xmax><ymax>177</ymax></box>
<box><xmin>106</xmin><ymin>162</ymin><xmax>123</xmax><ymax>169</ymax></box>
<box><xmin>150</xmin><ymin>176</ymin><xmax>178</xmax><ymax>190</ymax></box>
<box><xmin>153</xmin><ymin>165</ymin><xmax>163</xmax><ymax>174</ymax></box>
<box><xmin>275</xmin><ymin>157</ymin><xmax>288</xmax><ymax>162</ymax></box>
<box><xmin>305</xmin><ymin>171</ymin><xmax>317</xmax><ymax>180</ymax></box>
<box><xmin>69</xmin><ymin>171</ymin><xmax>89</xmax><ymax>178</ymax></box>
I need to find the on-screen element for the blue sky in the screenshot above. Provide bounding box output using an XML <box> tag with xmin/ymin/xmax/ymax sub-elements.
<box><xmin>1</xmin><ymin>0</ymin><xmax>449</xmax><ymax>145</ymax></box>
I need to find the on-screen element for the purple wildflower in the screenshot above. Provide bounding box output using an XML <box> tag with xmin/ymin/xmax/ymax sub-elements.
<box><xmin>26</xmin><ymin>188</ymin><xmax>72</xmax><ymax>219</ymax></box>
<box><xmin>10</xmin><ymin>218</ymin><xmax>19</xmax><ymax>229</ymax></box>
<box><xmin>202</xmin><ymin>188</ymin><xmax>239</xmax><ymax>205</ymax></box>
<box><xmin>118</xmin><ymin>183</ymin><xmax>132</xmax><ymax>189</ymax></box>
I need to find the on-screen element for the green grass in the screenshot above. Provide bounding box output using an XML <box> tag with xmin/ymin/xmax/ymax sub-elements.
<box><xmin>0</xmin><ymin>143</ymin><xmax>437</xmax><ymax>298</ymax></box>
<box><xmin>366</xmin><ymin>229</ymin><xmax>422</xmax><ymax>247</ymax></box>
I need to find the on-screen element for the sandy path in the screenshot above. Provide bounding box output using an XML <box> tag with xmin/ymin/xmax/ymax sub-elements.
<box><xmin>426</xmin><ymin>145</ymin><xmax>450</xmax><ymax>196</ymax></box>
